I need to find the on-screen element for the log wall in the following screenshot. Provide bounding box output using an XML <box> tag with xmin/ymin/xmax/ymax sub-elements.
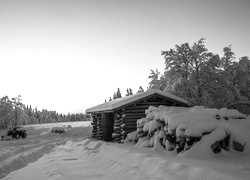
<box><xmin>112</xmin><ymin>110</ymin><xmax>126</xmax><ymax>143</ymax></box>
<box><xmin>91</xmin><ymin>113</ymin><xmax>103</xmax><ymax>140</ymax></box>
<box><xmin>122</xmin><ymin>96</ymin><xmax>179</xmax><ymax>134</ymax></box>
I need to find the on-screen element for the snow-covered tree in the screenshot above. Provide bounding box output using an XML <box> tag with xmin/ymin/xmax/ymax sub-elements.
<box><xmin>151</xmin><ymin>38</ymin><xmax>250</xmax><ymax>108</ymax></box>
<box><xmin>137</xmin><ymin>86</ymin><xmax>144</xmax><ymax>93</ymax></box>
<box><xmin>126</xmin><ymin>88</ymin><xmax>133</xmax><ymax>96</ymax></box>
<box><xmin>148</xmin><ymin>69</ymin><xmax>162</xmax><ymax>90</ymax></box>
<box><xmin>116</xmin><ymin>88</ymin><xmax>122</xmax><ymax>98</ymax></box>
<box><xmin>0</xmin><ymin>96</ymin><xmax>13</xmax><ymax>129</ymax></box>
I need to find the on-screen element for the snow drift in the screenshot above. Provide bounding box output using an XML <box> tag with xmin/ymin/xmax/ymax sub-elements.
<box><xmin>3</xmin><ymin>139</ymin><xmax>250</xmax><ymax>180</ymax></box>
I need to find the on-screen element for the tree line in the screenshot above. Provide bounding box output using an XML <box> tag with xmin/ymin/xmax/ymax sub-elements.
<box><xmin>148</xmin><ymin>38</ymin><xmax>250</xmax><ymax>108</ymax></box>
<box><xmin>105</xmin><ymin>86</ymin><xmax>145</xmax><ymax>102</ymax></box>
<box><xmin>0</xmin><ymin>95</ymin><xmax>90</xmax><ymax>129</ymax></box>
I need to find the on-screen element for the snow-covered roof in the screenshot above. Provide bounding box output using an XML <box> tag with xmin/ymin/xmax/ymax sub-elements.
<box><xmin>85</xmin><ymin>89</ymin><xmax>189</xmax><ymax>113</ymax></box>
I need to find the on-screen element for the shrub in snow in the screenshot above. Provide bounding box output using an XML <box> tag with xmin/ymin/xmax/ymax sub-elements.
<box><xmin>124</xmin><ymin>131</ymin><xmax>139</xmax><ymax>143</ymax></box>
<box><xmin>137</xmin><ymin>118</ymin><xmax>147</xmax><ymax>132</ymax></box>
<box><xmin>135</xmin><ymin>137</ymin><xmax>150</xmax><ymax>148</ymax></box>
<box><xmin>152</xmin><ymin>130</ymin><xmax>166</xmax><ymax>151</ymax></box>
<box><xmin>126</xmin><ymin>106</ymin><xmax>250</xmax><ymax>157</ymax></box>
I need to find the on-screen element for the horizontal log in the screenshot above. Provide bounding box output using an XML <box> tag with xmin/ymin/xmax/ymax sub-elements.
<box><xmin>123</xmin><ymin>119</ymin><xmax>140</xmax><ymax>123</ymax></box>
<box><xmin>124</xmin><ymin>119</ymin><xmax>139</xmax><ymax>123</ymax></box>
<box><xmin>124</xmin><ymin>123</ymin><xmax>137</xmax><ymax>127</ymax></box>
<box><xmin>124</xmin><ymin>129</ymin><xmax>137</xmax><ymax>133</ymax></box>
<box><xmin>125</xmin><ymin>109</ymin><xmax>146</xmax><ymax>113</ymax></box>
<box><xmin>124</xmin><ymin>126</ymin><xmax>137</xmax><ymax>129</ymax></box>
<box><xmin>125</xmin><ymin>112</ymin><xmax>146</xmax><ymax>116</ymax></box>
<box><xmin>114</xmin><ymin>120</ymin><xmax>121</xmax><ymax>123</ymax></box>
<box><xmin>124</xmin><ymin>117</ymin><xmax>145</xmax><ymax>120</ymax></box>
<box><xmin>124</xmin><ymin>126</ymin><xmax>136</xmax><ymax>130</ymax></box>
<box><xmin>114</xmin><ymin>126</ymin><xmax>121</xmax><ymax>130</ymax></box>
<box><xmin>124</xmin><ymin>116</ymin><xmax>145</xmax><ymax>121</ymax></box>
<box><xmin>114</xmin><ymin>123</ymin><xmax>121</xmax><ymax>126</ymax></box>
<box><xmin>124</xmin><ymin>125</ymin><xmax>137</xmax><ymax>130</ymax></box>
<box><xmin>124</xmin><ymin>121</ymin><xmax>137</xmax><ymax>124</ymax></box>
<box><xmin>125</xmin><ymin>114</ymin><xmax>145</xmax><ymax>118</ymax></box>
<box><xmin>125</xmin><ymin>122</ymin><xmax>137</xmax><ymax>126</ymax></box>
<box><xmin>124</xmin><ymin>105</ymin><xmax>151</xmax><ymax>110</ymax></box>
<box><xmin>92</xmin><ymin>115</ymin><xmax>102</xmax><ymax>119</ymax></box>
<box><xmin>138</xmin><ymin>102</ymin><xmax>172</xmax><ymax>105</ymax></box>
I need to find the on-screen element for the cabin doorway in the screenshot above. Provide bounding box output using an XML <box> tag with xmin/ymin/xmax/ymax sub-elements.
<box><xmin>102</xmin><ymin>113</ymin><xmax>114</xmax><ymax>141</ymax></box>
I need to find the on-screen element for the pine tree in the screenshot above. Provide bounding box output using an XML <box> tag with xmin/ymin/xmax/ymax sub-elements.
<box><xmin>129</xmin><ymin>88</ymin><xmax>133</xmax><ymax>95</ymax></box>
<box><xmin>0</xmin><ymin>96</ymin><xmax>13</xmax><ymax>129</ymax></box>
<box><xmin>126</xmin><ymin>88</ymin><xmax>130</xmax><ymax>96</ymax></box>
<box><xmin>116</xmin><ymin>88</ymin><xmax>122</xmax><ymax>98</ymax></box>
<box><xmin>113</xmin><ymin>92</ymin><xmax>117</xmax><ymax>100</ymax></box>
<box><xmin>11</xmin><ymin>95</ymin><xmax>27</xmax><ymax>127</ymax></box>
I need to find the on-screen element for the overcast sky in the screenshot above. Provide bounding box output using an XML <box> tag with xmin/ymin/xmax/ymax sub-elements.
<box><xmin>0</xmin><ymin>0</ymin><xmax>250</xmax><ymax>113</ymax></box>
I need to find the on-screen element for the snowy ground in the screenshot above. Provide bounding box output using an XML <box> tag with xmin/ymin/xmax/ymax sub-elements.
<box><xmin>23</xmin><ymin>121</ymin><xmax>91</xmax><ymax>129</ymax></box>
<box><xmin>2</xmin><ymin>139</ymin><xmax>250</xmax><ymax>180</ymax></box>
<box><xmin>0</xmin><ymin>121</ymin><xmax>91</xmax><ymax>179</ymax></box>
<box><xmin>1</xmin><ymin>115</ymin><xmax>250</xmax><ymax>180</ymax></box>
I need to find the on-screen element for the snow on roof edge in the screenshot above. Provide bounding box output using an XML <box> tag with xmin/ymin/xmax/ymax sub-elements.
<box><xmin>85</xmin><ymin>89</ymin><xmax>189</xmax><ymax>114</ymax></box>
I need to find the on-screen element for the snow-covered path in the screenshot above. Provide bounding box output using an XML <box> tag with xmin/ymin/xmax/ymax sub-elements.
<box><xmin>3</xmin><ymin>139</ymin><xmax>250</xmax><ymax>180</ymax></box>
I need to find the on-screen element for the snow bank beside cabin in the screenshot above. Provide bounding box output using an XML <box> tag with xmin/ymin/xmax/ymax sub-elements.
<box><xmin>4</xmin><ymin>139</ymin><xmax>250</xmax><ymax>180</ymax></box>
<box><xmin>125</xmin><ymin>106</ymin><xmax>250</xmax><ymax>157</ymax></box>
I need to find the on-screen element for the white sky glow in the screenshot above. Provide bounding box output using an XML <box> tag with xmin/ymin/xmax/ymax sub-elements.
<box><xmin>0</xmin><ymin>0</ymin><xmax>250</xmax><ymax>113</ymax></box>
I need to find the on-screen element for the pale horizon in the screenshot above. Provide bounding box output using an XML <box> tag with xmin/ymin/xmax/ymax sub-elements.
<box><xmin>1</xmin><ymin>0</ymin><xmax>250</xmax><ymax>114</ymax></box>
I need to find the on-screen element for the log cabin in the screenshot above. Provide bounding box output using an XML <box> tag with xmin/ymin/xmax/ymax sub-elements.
<box><xmin>86</xmin><ymin>89</ymin><xmax>189</xmax><ymax>142</ymax></box>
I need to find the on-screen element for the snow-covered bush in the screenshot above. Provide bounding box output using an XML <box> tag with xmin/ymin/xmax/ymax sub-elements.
<box><xmin>126</xmin><ymin>106</ymin><xmax>250</xmax><ymax>156</ymax></box>
<box><xmin>124</xmin><ymin>131</ymin><xmax>139</xmax><ymax>143</ymax></box>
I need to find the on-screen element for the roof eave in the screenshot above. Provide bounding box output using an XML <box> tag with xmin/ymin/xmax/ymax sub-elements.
<box><xmin>86</xmin><ymin>91</ymin><xmax>189</xmax><ymax>114</ymax></box>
